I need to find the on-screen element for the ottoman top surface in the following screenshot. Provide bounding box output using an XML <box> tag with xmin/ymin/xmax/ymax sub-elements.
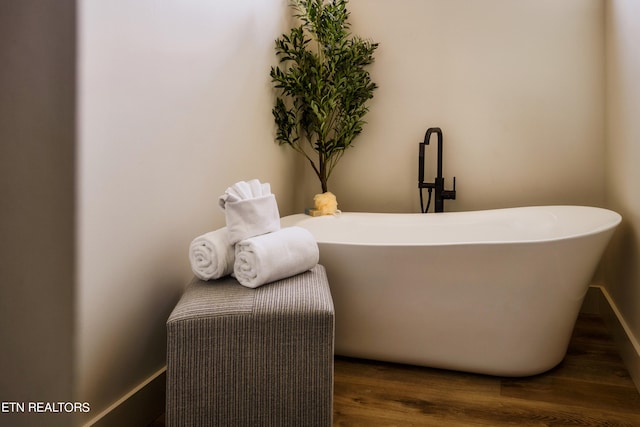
<box><xmin>167</xmin><ymin>265</ymin><xmax>333</xmax><ymax>323</ymax></box>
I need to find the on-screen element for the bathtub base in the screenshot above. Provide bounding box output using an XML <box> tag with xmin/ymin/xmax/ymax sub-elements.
<box><xmin>281</xmin><ymin>206</ymin><xmax>621</xmax><ymax>377</ymax></box>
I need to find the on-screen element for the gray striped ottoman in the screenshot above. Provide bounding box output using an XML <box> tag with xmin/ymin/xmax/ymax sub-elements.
<box><xmin>166</xmin><ymin>265</ymin><xmax>334</xmax><ymax>426</ymax></box>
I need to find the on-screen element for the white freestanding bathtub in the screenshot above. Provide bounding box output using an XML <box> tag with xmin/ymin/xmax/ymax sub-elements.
<box><xmin>281</xmin><ymin>206</ymin><xmax>621</xmax><ymax>376</ymax></box>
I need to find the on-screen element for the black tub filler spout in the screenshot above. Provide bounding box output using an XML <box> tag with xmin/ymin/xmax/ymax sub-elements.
<box><xmin>418</xmin><ymin>127</ymin><xmax>456</xmax><ymax>213</ymax></box>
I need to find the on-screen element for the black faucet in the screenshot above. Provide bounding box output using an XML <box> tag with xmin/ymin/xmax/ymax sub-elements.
<box><xmin>418</xmin><ymin>127</ymin><xmax>456</xmax><ymax>213</ymax></box>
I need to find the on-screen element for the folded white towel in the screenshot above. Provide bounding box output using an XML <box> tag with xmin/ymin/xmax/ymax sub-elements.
<box><xmin>189</xmin><ymin>228</ymin><xmax>235</xmax><ymax>280</ymax></box>
<box><xmin>219</xmin><ymin>179</ymin><xmax>281</xmax><ymax>244</ymax></box>
<box><xmin>218</xmin><ymin>179</ymin><xmax>272</xmax><ymax>209</ymax></box>
<box><xmin>234</xmin><ymin>226</ymin><xmax>319</xmax><ymax>288</ymax></box>
<box><xmin>224</xmin><ymin>194</ymin><xmax>281</xmax><ymax>244</ymax></box>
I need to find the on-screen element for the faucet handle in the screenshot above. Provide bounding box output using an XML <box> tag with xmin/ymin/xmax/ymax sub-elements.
<box><xmin>442</xmin><ymin>177</ymin><xmax>457</xmax><ymax>200</ymax></box>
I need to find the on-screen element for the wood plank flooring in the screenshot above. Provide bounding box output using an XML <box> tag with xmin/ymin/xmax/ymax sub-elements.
<box><xmin>151</xmin><ymin>314</ymin><xmax>640</xmax><ymax>426</ymax></box>
<box><xmin>333</xmin><ymin>314</ymin><xmax>640</xmax><ymax>426</ymax></box>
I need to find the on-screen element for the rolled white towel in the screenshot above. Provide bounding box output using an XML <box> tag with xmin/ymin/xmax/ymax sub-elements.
<box><xmin>234</xmin><ymin>226</ymin><xmax>319</xmax><ymax>288</ymax></box>
<box><xmin>218</xmin><ymin>179</ymin><xmax>281</xmax><ymax>244</ymax></box>
<box><xmin>189</xmin><ymin>228</ymin><xmax>235</xmax><ymax>280</ymax></box>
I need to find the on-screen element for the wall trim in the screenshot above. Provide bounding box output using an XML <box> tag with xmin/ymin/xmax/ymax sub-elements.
<box><xmin>586</xmin><ymin>284</ymin><xmax>640</xmax><ymax>392</ymax></box>
<box><xmin>83</xmin><ymin>366</ymin><xmax>166</xmax><ymax>427</ymax></box>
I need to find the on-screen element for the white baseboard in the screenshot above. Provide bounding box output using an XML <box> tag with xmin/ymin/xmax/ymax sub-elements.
<box><xmin>584</xmin><ymin>284</ymin><xmax>640</xmax><ymax>392</ymax></box>
<box><xmin>83</xmin><ymin>366</ymin><xmax>166</xmax><ymax>427</ymax></box>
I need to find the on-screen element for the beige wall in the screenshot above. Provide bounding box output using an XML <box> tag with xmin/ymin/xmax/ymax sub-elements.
<box><xmin>76</xmin><ymin>0</ymin><xmax>293</xmax><ymax>423</ymax></box>
<box><xmin>0</xmin><ymin>1</ymin><xmax>76</xmax><ymax>426</ymax></box>
<box><xmin>604</xmin><ymin>0</ymin><xmax>640</xmax><ymax>380</ymax></box>
<box><xmin>5</xmin><ymin>0</ymin><xmax>640</xmax><ymax>424</ymax></box>
<box><xmin>293</xmin><ymin>0</ymin><xmax>606</xmax><ymax>213</ymax></box>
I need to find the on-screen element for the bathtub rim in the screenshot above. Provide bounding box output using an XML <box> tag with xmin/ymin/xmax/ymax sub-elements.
<box><xmin>280</xmin><ymin>205</ymin><xmax>622</xmax><ymax>247</ymax></box>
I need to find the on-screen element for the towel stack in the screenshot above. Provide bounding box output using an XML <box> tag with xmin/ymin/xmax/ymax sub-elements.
<box><xmin>188</xmin><ymin>179</ymin><xmax>319</xmax><ymax>288</ymax></box>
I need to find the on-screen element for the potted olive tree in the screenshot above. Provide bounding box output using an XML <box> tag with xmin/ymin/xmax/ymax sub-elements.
<box><xmin>270</xmin><ymin>0</ymin><xmax>378</xmax><ymax>210</ymax></box>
